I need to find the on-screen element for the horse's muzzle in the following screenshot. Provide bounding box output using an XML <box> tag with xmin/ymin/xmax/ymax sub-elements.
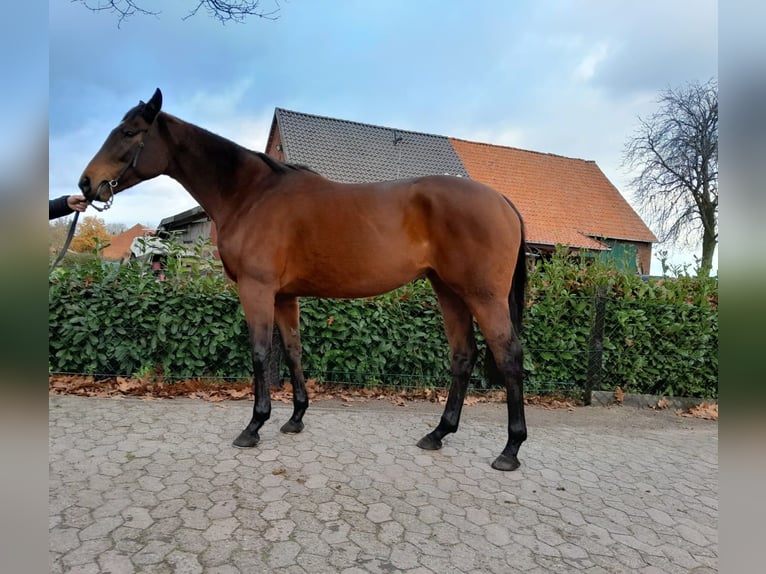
<box><xmin>78</xmin><ymin>175</ymin><xmax>111</xmax><ymax>203</ymax></box>
<box><xmin>78</xmin><ymin>175</ymin><xmax>92</xmax><ymax>197</ymax></box>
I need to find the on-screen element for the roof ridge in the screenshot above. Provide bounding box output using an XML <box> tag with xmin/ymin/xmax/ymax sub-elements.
<box><xmin>275</xmin><ymin>108</ymin><xmax>451</xmax><ymax>141</ymax></box>
<box><xmin>449</xmin><ymin>136</ymin><xmax>596</xmax><ymax>164</ymax></box>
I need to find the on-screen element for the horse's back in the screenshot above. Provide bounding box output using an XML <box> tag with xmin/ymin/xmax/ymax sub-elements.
<box><xmin>406</xmin><ymin>175</ymin><xmax>522</xmax><ymax>245</ymax></box>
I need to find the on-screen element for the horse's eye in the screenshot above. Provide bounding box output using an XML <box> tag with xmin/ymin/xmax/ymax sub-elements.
<box><xmin>122</xmin><ymin>130</ymin><xmax>137</xmax><ymax>138</ymax></box>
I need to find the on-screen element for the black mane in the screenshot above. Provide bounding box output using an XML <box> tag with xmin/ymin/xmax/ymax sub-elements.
<box><xmin>253</xmin><ymin>151</ymin><xmax>317</xmax><ymax>175</ymax></box>
<box><xmin>125</xmin><ymin>106</ymin><xmax>317</xmax><ymax>177</ymax></box>
<box><xmin>121</xmin><ymin>103</ymin><xmax>143</xmax><ymax>122</ymax></box>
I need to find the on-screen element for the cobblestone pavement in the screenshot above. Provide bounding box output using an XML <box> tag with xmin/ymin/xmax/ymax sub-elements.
<box><xmin>49</xmin><ymin>395</ymin><xmax>718</xmax><ymax>573</ymax></box>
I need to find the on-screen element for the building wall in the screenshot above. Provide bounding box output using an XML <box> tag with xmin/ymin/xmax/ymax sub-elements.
<box><xmin>172</xmin><ymin>219</ymin><xmax>211</xmax><ymax>245</ymax></box>
<box><xmin>635</xmin><ymin>242</ymin><xmax>652</xmax><ymax>275</ymax></box>
<box><xmin>530</xmin><ymin>240</ymin><xmax>652</xmax><ymax>275</ymax></box>
<box><xmin>596</xmin><ymin>240</ymin><xmax>652</xmax><ymax>274</ymax></box>
<box><xmin>161</xmin><ymin>216</ymin><xmax>220</xmax><ymax>259</ymax></box>
<box><xmin>267</xmin><ymin>129</ymin><xmax>285</xmax><ymax>162</ymax></box>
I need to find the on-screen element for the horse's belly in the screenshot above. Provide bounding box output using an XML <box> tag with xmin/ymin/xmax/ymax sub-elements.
<box><xmin>282</xmin><ymin>256</ymin><xmax>427</xmax><ymax>299</ymax></box>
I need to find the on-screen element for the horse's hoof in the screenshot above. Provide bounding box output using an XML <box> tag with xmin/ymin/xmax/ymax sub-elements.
<box><xmin>491</xmin><ymin>454</ymin><xmax>520</xmax><ymax>471</ymax></box>
<box><xmin>280</xmin><ymin>420</ymin><xmax>304</xmax><ymax>434</ymax></box>
<box><xmin>416</xmin><ymin>434</ymin><xmax>442</xmax><ymax>451</ymax></box>
<box><xmin>232</xmin><ymin>429</ymin><xmax>260</xmax><ymax>448</ymax></box>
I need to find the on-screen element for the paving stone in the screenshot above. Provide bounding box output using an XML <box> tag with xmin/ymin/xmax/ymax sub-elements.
<box><xmin>200</xmin><ymin>539</ymin><xmax>240</xmax><ymax>567</ymax></box>
<box><xmin>49</xmin><ymin>395</ymin><xmax>718</xmax><ymax>573</ymax></box>
<box><xmin>264</xmin><ymin>518</ymin><xmax>297</xmax><ymax>542</ymax></box>
<box><xmin>62</xmin><ymin>564</ymin><xmax>101</xmax><ymax>574</ymax></box>
<box><xmin>49</xmin><ymin>527</ymin><xmax>81</xmax><ymax>554</ymax></box>
<box><xmin>483</xmin><ymin>522</ymin><xmax>511</xmax><ymax>546</ymax></box>
<box><xmin>675</xmin><ymin>522</ymin><xmax>712</xmax><ymax>547</ymax></box>
<box><xmin>131</xmin><ymin>540</ymin><xmax>175</xmax><ymax>566</ymax></box>
<box><xmin>366</xmin><ymin>502</ymin><xmax>392</xmax><ymax>523</ymax></box>
<box><xmin>202</xmin><ymin>517</ymin><xmax>239</xmax><ymax>542</ymax></box>
<box><xmin>97</xmin><ymin>550</ymin><xmax>135</xmax><ymax>574</ymax></box>
<box><xmin>165</xmin><ymin>549</ymin><xmax>204</xmax><ymax>574</ymax></box>
<box><xmin>61</xmin><ymin>539</ymin><xmax>113</xmax><ymax>568</ymax></box>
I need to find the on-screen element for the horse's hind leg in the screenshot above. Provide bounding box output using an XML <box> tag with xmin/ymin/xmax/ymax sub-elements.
<box><xmin>417</xmin><ymin>277</ymin><xmax>477</xmax><ymax>451</ymax></box>
<box><xmin>274</xmin><ymin>296</ymin><xmax>309</xmax><ymax>434</ymax></box>
<box><xmin>472</xmin><ymin>302</ymin><xmax>526</xmax><ymax>471</ymax></box>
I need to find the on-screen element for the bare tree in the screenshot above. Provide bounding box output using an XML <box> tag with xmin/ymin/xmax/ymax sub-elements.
<box><xmin>623</xmin><ymin>79</ymin><xmax>718</xmax><ymax>277</ymax></box>
<box><xmin>75</xmin><ymin>1</ymin><xmax>281</xmax><ymax>26</ymax></box>
<box><xmin>105</xmin><ymin>222</ymin><xmax>128</xmax><ymax>235</ymax></box>
<box><xmin>49</xmin><ymin>219</ymin><xmax>72</xmax><ymax>253</ymax></box>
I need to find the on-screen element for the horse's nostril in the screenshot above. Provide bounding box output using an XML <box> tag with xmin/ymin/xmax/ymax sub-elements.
<box><xmin>78</xmin><ymin>175</ymin><xmax>91</xmax><ymax>194</ymax></box>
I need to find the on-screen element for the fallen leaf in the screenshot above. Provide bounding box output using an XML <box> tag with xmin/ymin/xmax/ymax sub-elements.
<box><xmin>227</xmin><ymin>388</ymin><xmax>251</xmax><ymax>400</ymax></box>
<box><xmin>117</xmin><ymin>378</ymin><xmax>142</xmax><ymax>393</ymax></box>
<box><xmin>677</xmin><ymin>402</ymin><xmax>718</xmax><ymax>421</ymax></box>
<box><xmin>49</xmin><ymin>375</ymin><xmax>581</xmax><ymax>410</ymax></box>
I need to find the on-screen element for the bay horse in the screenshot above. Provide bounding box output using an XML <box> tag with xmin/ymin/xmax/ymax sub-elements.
<box><xmin>79</xmin><ymin>89</ymin><xmax>528</xmax><ymax>471</ymax></box>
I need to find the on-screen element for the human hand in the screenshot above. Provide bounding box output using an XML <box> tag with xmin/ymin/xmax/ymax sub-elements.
<box><xmin>67</xmin><ymin>194</ymin><xmax>89</xmax><ymax>212</ymax></box>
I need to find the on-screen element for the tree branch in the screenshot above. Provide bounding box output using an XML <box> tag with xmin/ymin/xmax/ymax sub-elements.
<box><xmin>74</xmin><ymin>0</ymin><xmax>281</xmax><ymax>26</ymax></box>
<box><xmin>75</xmin><ymin>0</ymin><xmax>158</xmax><ymax>27</ymax></box>
<box><xmin>184</xmin><ymin>1</ymin><xmax>281</xmax><ymax>23</ymax></box>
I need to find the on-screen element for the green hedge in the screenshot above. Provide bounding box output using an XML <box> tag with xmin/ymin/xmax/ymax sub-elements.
<box><xmin>522</xmin><ymin>252</ymin><xmax>718</xmax><ymax>397</ymax></box>
<box><xmin>49</xmin><ymin>242</ymin><xmax>718</xmax><ymax>397</ymax></box>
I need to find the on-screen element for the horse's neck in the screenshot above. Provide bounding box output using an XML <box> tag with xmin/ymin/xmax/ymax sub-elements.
<box><xmin>160</xmin><ymin>113</ymin><xmax>266</xmax><ymax>223</ymax></box>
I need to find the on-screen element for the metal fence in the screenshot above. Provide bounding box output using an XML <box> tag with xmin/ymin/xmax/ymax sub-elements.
<box><xmin>50</xmin><ymin>291</ymin><xmax>717</xmax><ymax>399</ymax></box>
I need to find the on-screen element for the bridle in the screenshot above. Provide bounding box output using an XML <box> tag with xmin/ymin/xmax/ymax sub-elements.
<box><xmin>50</xmin><ymin>133</ymin><xmax>146</xmax><ymax>271</ymax></box>
<box><xmin>90</xmin><ymin>135</ymin><xmax>146</xmax><ymax>213</ymax></box>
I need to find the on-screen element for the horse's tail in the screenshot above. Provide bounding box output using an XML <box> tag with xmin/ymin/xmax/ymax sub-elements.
<box><xmin>509</xmin><ymin>213</ymin><xmax>527</xmax><ymax>338</ymax></box>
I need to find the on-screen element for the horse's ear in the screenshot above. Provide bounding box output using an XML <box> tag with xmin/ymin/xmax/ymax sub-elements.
<box><xmin>141</xmin><ymin>88</ymin><xmax>163</xmax><ymax>123</ymax></box>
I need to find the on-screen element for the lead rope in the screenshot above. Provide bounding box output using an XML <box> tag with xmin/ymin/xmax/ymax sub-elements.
<box><xmin>50</xmin><ymin>211</ymin><xmax>79</xmax><ymax>271</ymax></box>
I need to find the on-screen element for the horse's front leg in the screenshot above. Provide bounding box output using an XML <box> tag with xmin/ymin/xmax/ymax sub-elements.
<box><xmin>274</xmin><ymin>296</ymin><xmax>309</xmax><ymax>434</ymax></box>
<box><xmin>233</xmin><ymin>283</ymin><xmax>275</xmax><ymax>448</ymax></box>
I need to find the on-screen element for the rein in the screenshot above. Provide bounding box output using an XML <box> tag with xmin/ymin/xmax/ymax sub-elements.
<box><xmin>50</xmin><ymin>139</ymin><xmax>145</xmax><ymax>271</ymax></box>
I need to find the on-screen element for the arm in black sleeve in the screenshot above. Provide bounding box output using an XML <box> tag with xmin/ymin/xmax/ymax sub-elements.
<box><xmin>49</xmin><ymin>196</ymin><xmax>74</xmax><ymax>220</ymax></box>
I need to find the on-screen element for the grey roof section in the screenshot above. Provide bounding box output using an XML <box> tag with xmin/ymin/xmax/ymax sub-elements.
<box><xmin>274</xmin><ymin>108</ymin><xmax>470</xmax><ymax>183</ymax></box>
<box><xmin>158</xmin><ymin>205</ymin><xmax>208</xmax><ymax>230</ymax></box>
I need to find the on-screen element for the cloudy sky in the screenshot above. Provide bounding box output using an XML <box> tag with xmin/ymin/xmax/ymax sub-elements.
<box><xmin>47</xmin><ymin>0</ymin><xmax>717</xmax><ymax>273</ymax></box>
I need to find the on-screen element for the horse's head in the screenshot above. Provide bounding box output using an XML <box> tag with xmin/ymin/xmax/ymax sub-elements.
<box><xmin>79</xmin><ymin>88</ymin><xmax>167</xmax><ymax>205</ymax></box>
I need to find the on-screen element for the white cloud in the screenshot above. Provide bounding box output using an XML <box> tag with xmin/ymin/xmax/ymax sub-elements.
<box><xmin>179</xmin><ymin>80</ymin><xmax>255</xmax><ymax>119</ymax></box>
<box><xmin>203</xmin><ymin>115</ymin><xmax>273</xmax><ymax>153</ymax></box>
<box><xmin>575</xmin><ymin>42</ymin><xmax>609</xmax><ymax>82</ymax></box>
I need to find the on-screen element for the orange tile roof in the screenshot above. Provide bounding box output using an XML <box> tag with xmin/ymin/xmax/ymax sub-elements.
<box><xmin>449</xmin><ymin>138</ymin><xmax>657</xmax><ymax>249</ymax></box>
<box><xmin>102</xmin><ymin>224</ymin><xmax>155</xmax><ymax>261</ymax></box>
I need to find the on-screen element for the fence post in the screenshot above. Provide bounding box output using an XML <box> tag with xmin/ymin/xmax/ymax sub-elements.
<box><xmin>584</xmin><ymin>286</ymin><xmax>607</xmax><ymax>405</ymax></box>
